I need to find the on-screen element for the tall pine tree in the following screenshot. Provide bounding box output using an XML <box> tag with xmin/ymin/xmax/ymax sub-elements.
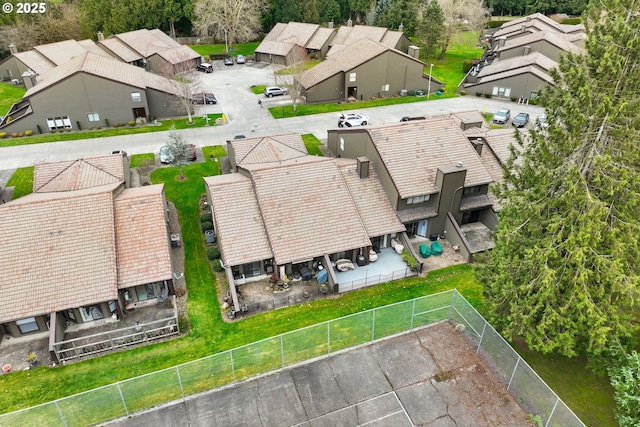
<box><xmin>478</xmin><ymin>0</ymin><xmax>640</xmax><ymax>361</ymax></box>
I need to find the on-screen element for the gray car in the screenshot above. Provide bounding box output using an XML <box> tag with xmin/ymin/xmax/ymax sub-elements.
<box><xmin>492</xmin><ymin>108</ymin><xmax>511</xmax><ymax>125</ymax></box>
<box><xmin>159</xmin><ymin>145</ymin><xmax>174</xmax><ymax>164</ymax></box>
<box><xmin>264</xmin><ymin>86</ymin><xmax>288</xmax><ymax>97</ymax></box>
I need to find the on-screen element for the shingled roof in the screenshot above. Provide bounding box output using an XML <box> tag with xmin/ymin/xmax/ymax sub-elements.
<box><xmin>230</xmin><ymin>133</ymin><xmax>308</xmax><ymax>167</ymax></box>
<box><xmin>365</xmin><ymin>117</ymin><xmax>494</xmax><ymax>199</ymax></box>
<box><xmin>0</xmin><ymin>183</ymin><xmax>120</xmax><ymax>323</ymax></box>
<box><xmin>115</xmin><ymin>185</ymin><xmax>172</xmax><ymax>288</ymax></box>
<box><xmin>327</xmin><ymin>25</ymin><xmax>406</xmax><ymax>56</ymax></box>
<box><xmin>24</xmin><ymin>52</ymin><xmax>182</xmax><ymax>98</ymax></box>
<box><xmin>34</xmin><ymin>154</ymin><xmax>125</xmax><ymax>193</ymax></box>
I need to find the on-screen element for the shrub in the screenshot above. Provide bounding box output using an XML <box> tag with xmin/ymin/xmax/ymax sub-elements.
<box><xmin>11</xmin><ymin>132</ymin><xmax>17</xmax><ymax>138</ymax></box>
<box><xmin>128</xmin><ymin>120</ymin><xmax>136</xmax><ymax>126</ymax></box>
<box><xmin>200</xmin><ymin>213</ymin><xmax>212</xmax><ymax>223</ymax></box>
<box><xmin>488</xmin><ymin>20</ymin><xmax>510</xmax><ymax>28</ymax></box>
<box><xmin>529</xmin><ymin>98</ymin><xmax>539</xmax><ymax>105</ymax></box>
<box><xmin>17</xmin><ymin>132</ymin><xmax>23</xmax><ymax>137</ymax></box>
<box><xmin>105</xmin><ymin>118</ymin><xmax>110</xmax><ymax>127</ymax></box>
<box><xmin>96</xmin><ymin>126</ymin><xmax>101</xmax><ymax>130</ymax></box>
<box><xmin>76</xmin><ymin>121</ymin><xmax>81</xmax><ymax>130</ymax></box>
<box><xmin>0</xmin><ymin>132</ymin><xmax>7</xmax><ymax>139</ymax></box>
<box><xmin>511</xmin><ymin>97</ymin><xmax>517</xmax><ymax>102</ymax></box>
<box><xmin>114</xmin><ymin>122</ymin><xmax>120</xmax><ymax>128</ymax></box>
<box><xmin>401</xmin><ymin>252</ymin><xmax>419</xmax><ymax>270</ymax></box>
<box><xmin>88</xmin><ymin>127</ymin><xmax>94</xmax><ymax>131</ymax></box>
<box><xmin>462</xmin><ymin>60</ymin><xmax>473</xmax><ymax>73</ymax></box>
<box><xmin>207</xmin><ymin>247</ymin><xmax>220</xmax><ymax>261</ymax></box>
<box><xmin>120</xmin><ymin>122</ymin><xmax>126</xmax><ymax>127</ymax></box>
<box><xmin>37</xmin><ymin>124</ymin><xmax>42</xmax><ymax>134</ymax></box>
<box><xmin>24</xmin><ymin>130</ymin><xmax>33</xmax><ymax>136</ymax></box>
<box><xmin>484</xmin><ymin>93</ymin><xmax>492</xmax><ymax>98</ymax></box>
<box><xmin>51</xmin><ymin>130</ymin><xmax>57</xmax><ymax>133</ymax></box>
<box><xmin>561</xmin><ymin>17</ymin><xmax>582</xmax><ymax>25</ymax></box>
<box><xmin>201</xmin><ymin>221</ymin><xmax>213</xmax><ymax>232</ymax></box>
<box><xmin>460</xmin><ymin>90</ymin><xmax>466</xmax><ymax>96</ymax></box>
<box><xmin>476</xmin><ymin>91</ymin><xmax>483</xmax><ymax>97</ymax></box>
<box><xmin>212</xmin><ymin>259</ymin><xmax>224</xmax><ymax>272</ymax></box>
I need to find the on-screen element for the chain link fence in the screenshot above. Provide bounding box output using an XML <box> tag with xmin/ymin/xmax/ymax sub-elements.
<box><xmin>0</xmin><ymin>290</ymin><xmax>584</xmax><ymax>427</ymax></box>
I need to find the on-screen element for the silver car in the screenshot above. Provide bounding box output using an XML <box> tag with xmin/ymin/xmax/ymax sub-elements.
<box><xmin>159</xmin><ymin>145</ymin><xmax>174</xmax><ymax>164</ymax></box>
<box><xmin>492</xmin><ymin>108</ymin><xmax>511</xmax><ymax>125</ymax></box>
<box><xmin>264</xmin><ymin>86</ymin><xmax>288</xmax><ymax>97</ymax></box>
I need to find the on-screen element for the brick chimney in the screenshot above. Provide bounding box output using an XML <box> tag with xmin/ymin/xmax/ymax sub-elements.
<box><xmin>328</xmin><ymin>21</ymin><xmax>334</xmax><ymax>29</ymax></box>
<box><xmin>9</xmin><ymin>43</ymin><xmax>17</xmax><ymax>55</ymax></box>
<box><xmin>398</xmin><ymin>23</ymin><xmax>404</xmax><ymax>33</ymax></box>
<box><xmin>97</xmin><ymin>31</ymin><xmax>104</xmax><ymax>41</ymax></box>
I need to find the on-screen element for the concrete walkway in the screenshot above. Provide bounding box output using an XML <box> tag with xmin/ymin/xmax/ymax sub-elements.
<box><xmin>0</xmin><ymin>60</ymin><xmax>544</xmax><ymax>170</ymax></box>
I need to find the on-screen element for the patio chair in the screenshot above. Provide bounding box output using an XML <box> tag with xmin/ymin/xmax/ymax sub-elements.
<box><xmin>431</xmin><ymin>240</ymin><xmax>443</xmax><ymax>256</ymax></box>
<box><xmin>419</xmin><ymin>243</ymin><xmax>431</xmax><ymax>258</ymax></box>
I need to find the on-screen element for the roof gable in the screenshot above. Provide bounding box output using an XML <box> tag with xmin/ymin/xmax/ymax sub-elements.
<box><xmin>231</xmin><ymin>133</ymin><xmax>308</xmax><ymax>166</ymax></box>
<box><xmin>34</xmin><ymin>154</ymin><xmax>125</xmax><ymax>193</ymax></box>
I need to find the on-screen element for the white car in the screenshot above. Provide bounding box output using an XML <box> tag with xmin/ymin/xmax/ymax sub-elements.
<box><xmin>536</xmin><ymin>114</ymin><xmax>549</xmax><ymax>129</ymax></box>
<box><xmin>338</xmin><ymin>113</ymin><xmax>369</xmax><ymax>127</ymax></box>
<box><xmin>159</xmin><ymin>145</ymin><xmax>174</xmax><ymax>164</ymax></box>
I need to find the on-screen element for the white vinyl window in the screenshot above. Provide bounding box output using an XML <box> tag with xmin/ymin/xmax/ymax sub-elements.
<box><xmin>87</xmin><ymin>113</ymin><xmax>100</xmax><ymax>122</ymax></box>
<box><xmin>47</xmin><ymin>116</ymin><xmax>72</xmax><ymax>130</ymax></box>
<box><xmin>492</xmin><ymin>86</ymin><xmax>511</xmax><ymax>97</ymax></box>
<box><xmin>339</xmin><ymin>137</ymin><xmax>345</xmax><ymax>151</ymax></box>
<box><xmin>131</xmin><ymin>92</ymin><xmax>142</xmax><ymax>102</ymax></box>
<box><xmin>407</xmin><ymin>194</ymin><xmax>430</xmax><ymax>204</ymax></box>
<box><xmin>349</xmin><ymin>72</ymin><xmax>356</xmax><ymax>82</ymax></box>
<box><xmin>381</xmin><ymin>84</ymin><xmax>389</xmax><ymax>92</ymax></box>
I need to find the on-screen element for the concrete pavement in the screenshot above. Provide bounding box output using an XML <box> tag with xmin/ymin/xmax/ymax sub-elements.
<box><xmin>0</xmin><ymin>60</ymin><xmax>544</xmax><ymax>170</ymax></box>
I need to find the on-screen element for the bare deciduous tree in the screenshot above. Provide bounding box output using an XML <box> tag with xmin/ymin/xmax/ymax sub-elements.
<box><xmin>437</xmin><ymin>0</ymin><xmax>490</xmax><ymax>58</ymax></box>
<box><xmin>278</xmin><ymin>45</ymin><xmax>309</xmax><ymax>112</ymax></box>
<box><xmin>162</xmin><ymin>62</ymin><xmax>204</xmax><ymax>124</ymax></box>
<box><xmin>166</xmin><ymin>125</ymin><xmax>191</xmax><ymax>178</ymax></box>
<box><xmin>192</xmin><ymin>0</ymin><xmax>262</xmax><ymax>49</ymax></box>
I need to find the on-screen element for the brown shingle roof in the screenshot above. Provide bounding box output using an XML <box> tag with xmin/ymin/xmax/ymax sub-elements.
<box><xmin>113</xmin><ymin>29</ymin><xmax>177</xmax><ymax>56</ymax></box>
<box><xmin>24</xmin><ymin>52</ymin><xmax>182</xmax><ymax>98</ymax></box>
<box><xmin>459</xmin><ymin>194</ymin><xmax>493</xmax><ymax>211</ymax></box>
<box><xmin>204</xmin><ymin>174</ymin><xmax>272</xmax><ymax>266</ymax></box>
<box><xmin>245</xmin><ymin>157</ymin><xmax>371</xmax><ymax>264</ymax></box>
<box><xmin>263</xmin><ymin>23</ymin><xmax>287</xmax><ymax>41</ymax></box>
<box><xmin>34</xmin><ymin>154</ymin><xmax>125</xmax><ymax>193</ymax></box>
<box><xmin>496</xmin><ymin>31</ymin><xmax>584</xmax><ymax>56</ymax></box>
<box><xmin>0</xmin><ymin>184</ymin><xmax>120</xmax><ymax>323</ymax></box>
<box><xmin>231</xmin><ymin>133</ymin><xmax>308</xmax><ymax>166</ymax></box>
<box><xmin>115</xmin><ymin>185</ymin><xmax>172</xmax><ymax>288</ymax></box>
<box><xmin>32</xmin><ymin>39</ymin><xmax>95</xmax><ymax>66</ymax></box>
<box><xmin>337</xmin><ymin>159</ymin><xmax>405</xmax><ymax>237</ymax></box>
<box><xmin>478</xmin><ymin>52</ymin><xmax>557</xmax><ymax>79</ymax></box>
<box><xmin>307</xmin><ymin>27</ymin><xmax>335</xmax><ymax>50</ymax></box>
<box><xmin>397</xmin><ymin>205</ymin><xmax>438</xmax><ymax>223</ymax></box>
<box><xmin>12</xmin><ymin>50</ymin><xmax>56</xmax><ymax>75</ymax></box>
<box><xmin>328</xmin><ymin>25</ymin><xmax>404</xmax><ymax>56</ymax></box>
<box><xmin>257</xmin><ymin>22</ymin><xmax>336</xmax><ymax>57</ymax></box>
<box><xmin>154</xmin><ymin>45</ymin><xmax>201</xmax><ymax>64</ymax></box>
<box><xmin>366</xmin><ymin>118</ymin><xmax>494</xmax><ymax>199</ymax></box>
<box><xmin>98</xmin><ymin>37</ymin><xmax>143</xmax><ymax>63</ymax></box>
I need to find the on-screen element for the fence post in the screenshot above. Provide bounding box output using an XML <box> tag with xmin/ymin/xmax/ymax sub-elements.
<box><xmin>230</xmin><ymin>350</ymin><xmax>236</xmax><ymax>383</ymax></box>
<box><xmin>448</xmin><ymin>289</ymin><xmax>457</xmax><ymax>320</ymax></box>
<box><xmin>280</xmin><ymin>335</ymin><xmax>285</xmax><ymax>369</ymax></box>
<box><xmin>176</xmin><ymin>366</ymin><xmax>185</xmax><ymax>400</ymax></box>
<box><xmin>410</xmin><ymin>299</ymin><xmax>416</xmax><ymax>331</ymax></box>
<box><xmin>116</xmin><ymin>383</ymin><xmax>129</xmax><ymax>417</ymax></box>
<box><xmin>327</xmin><ymin>321</ymin><xmax>331</xmax><ymax>354</ymax></box>
<box><xmin>372</xmin><ymin>309</ymin><xmax>376</xmax><ymax>341</ymax></box>
<box><xmin>476</xmin><ymin>321</ymin><xmax>487</xmax><ymax>354</ymax></box>
<box><xmin>544</xmin><ymin>397</ymin><xmax>560</xmax><ymax>427</ymax></box>
<box><xmin>507</xmin><ymin>355</ymin><xmax>521</xmax><ymax>390</ymax></box>
<box><xmin>55</xmin><ymin>401</ymin><xmax>68</xmax><ymax>427</ymax></box>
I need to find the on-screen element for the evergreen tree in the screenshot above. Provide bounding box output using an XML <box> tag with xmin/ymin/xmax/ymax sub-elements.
<box><xmin>318</xmin><ymin>0</ymin><xmax>342</xmax><ymax>24</ymax></box>
<box><xmin>478</xmin><ymin>0</ymin><xmax>640</xmax><ymax>361</ymax></box>
<box><xmin>302</xmin><ymin>0</ymin><xmax>320</xmax><ymax>23</ymax></box>
<box><xmin>416</xmin><ymin>0</ymin><xmax>445</xmax><ymax>62</ymax></box>
<box><xmin>374</xmin><ymin>0</ymin><xmax>419</xmax><ymax>35</ymax></box>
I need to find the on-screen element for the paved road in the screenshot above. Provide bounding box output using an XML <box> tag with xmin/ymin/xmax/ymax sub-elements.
<box><xmin>0</xmin><ymin>60</ymin><xmax>544</xmax><ymax>170</ymax></box>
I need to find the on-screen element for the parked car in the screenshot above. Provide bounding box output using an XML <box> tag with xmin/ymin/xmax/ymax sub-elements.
<box><xmin>235</xmin><ymin>54</ymin><xmax>246</xmax><ymax>64</ymax></box>
<box><xmin>196</xmin><ymin>63</ymin><xmax>213</xmax><ymax>73</ymax></box>
<box><xmin>536</xmin><ymin>113</ymin><xmax>549</xmax><ymax>129</ymax></box>
<box><xmin>264</xmin><ymin>86</ymin><xmax>288</xmax><ymax>97</ymax></box>
<box><xmin>512</xmin><ymin>112</ymin><xmax>530</xmax><ymax>128</ymax></box>
<box><xmin>187</xmin><ymin>144</ymin><xmax>197</xmax><ymax>161</ymax></box>
<box><xmin>223</xmin><ymin>56</ymin><xmax>234</xmax><ymax>66</ymax></box>
<box><xmin>492</xmin><ymin>108</ymin><xmax>511</xmax><ymax>124</ymax></box>
<box><xmin>233</xmin><ymin>135</ymin><xmax>246</xmax><ymax>139</ymax></box>
<box><xmin>192</xmin><ymin>92</ymin><xmax>217</xmax><ymax>104</ymax></box>
<box><xmin>159</xmin><ymin>145</ymin><xmax>174</xmax><ymax>164</ymax></box>
<box><xmin>338</xmin><ymin>113</ymin><xmax>369</xmax><ymax>127</ymax></box>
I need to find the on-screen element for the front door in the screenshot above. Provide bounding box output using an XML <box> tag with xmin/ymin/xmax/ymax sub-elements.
<box><xmin>132</xmin><ymin>107</ymin><xmax>146</xmax><ymax>120</ymax></box>
<box><xmin>348</xmin><ymin>86</ymin><xmax>357</xmax><ymax>99</ymax></box>
<box><xmin>417</xmin><ymin>220</ymin><xmax>428</xmax><ymax>237</ymax></box>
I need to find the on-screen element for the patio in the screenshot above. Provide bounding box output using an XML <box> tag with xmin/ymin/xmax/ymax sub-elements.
<box><xmin>0</xmin><ymin>301</ymin><xmax>177</xmax><ymax>372</ymax></box>
<box><xmin>334</xmin><ymin>247</ymin><xmax>415</xmax><ymax>292</ymax></box>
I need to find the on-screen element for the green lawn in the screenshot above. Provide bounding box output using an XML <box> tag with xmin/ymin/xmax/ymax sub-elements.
<box><xmin>6</xmin><ymin>166</ymin><xmax>34</xmax><ymax>198</ymax></box>
<box><xmin>302</xmin><ymin>134</ymin><xmax>324</xmax><ymax>156</ymax></box>
<box><xmin>190</xmin><ymin>42</ymin><xmax>261</xmax><ymax>58</ymax></box>
<box><xmin>0</xmin><ymin>83</ymin><xmax>26</xmax><ymax>116</ymax></box>
<box><xmin>129</xmin><ymin>153</ymin><xmax>155</xmax><ymax>168</ymax></box>
<box><xmin>0</xmin><ymin>114</ymin><xmax>222</xmax><ymax>148</ymax></box>
<box><xmin>431</xmin><ymin>32</ymin><xmax>484</xmax><ymax>90</ymax></box>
